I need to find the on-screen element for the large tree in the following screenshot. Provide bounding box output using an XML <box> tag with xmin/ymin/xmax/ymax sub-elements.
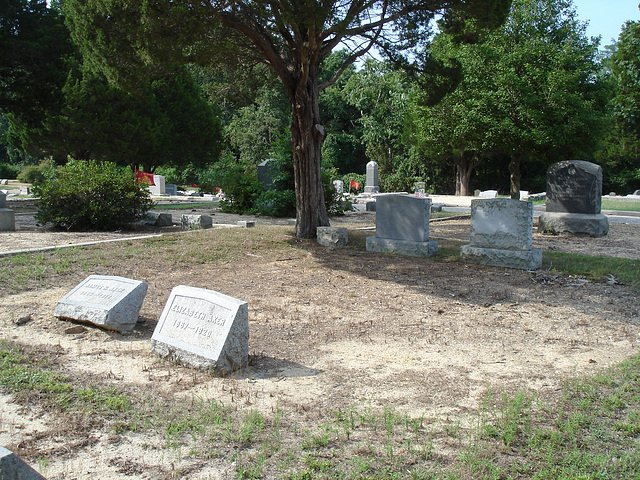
<box><xmin>597</xmin><ymin>19</ymin><xmax>640</xmax><ymax>193</ymax></box>
<box><xmin>415</xmin><ymin>0</ymin><xmax>608</xmax><ymax>198</ymax></box>
<box><xmin>64</xmin><ymin>0</ymin><xmax>511</xmax><ymax>238</ymax></box>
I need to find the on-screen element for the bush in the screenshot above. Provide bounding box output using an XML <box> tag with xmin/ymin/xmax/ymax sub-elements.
<box><xmin>199</xmin><ymin>156</ymin><xmax>261</xmax><ymax>213</ymax></box>
<box><xmin>17</xmin><ymin>159</ymin><xmax>53</xmax><ymax>185</ymax></box>
<box><xmin>33</xmin><ymin>159</ymin><xmax>153</xmax><ymax>230</ymax></box>
<box><xmin>0</xmin><ymin>163</ymin><xmax>19</xmax><ymax>179</ymax></box>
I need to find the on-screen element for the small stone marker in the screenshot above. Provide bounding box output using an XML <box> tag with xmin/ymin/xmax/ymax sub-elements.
<box><xmin>479</xmin><ymin>190</ymin><xmax>498</xmax><ymax>198</ymax></box>
<box><xmin>144</xmin><ymin>212</ymin><xmax>173</xmax><ymax>226</ymax></box>
<box><xmin>18</xmin><ymin>186</ymin><xmax>30</xmax><ymax>196</ymax></box>
<box><xmin>461</xmin><ymin>198</ymin><xmax>541</xmax><ymax>270</ymax></box>
<box><xmin>333</xmin><ymin>180</ymin><xmax>344</xmax><ymax>196</ymax></box>
<box><xmin>54</xmin><ymin>275</ymin><xmax>148</xmax><ymax>332</ymax></box>
<box><xmin>0</xmin><ymin>446</ymin><xmax>47</xmax><ymax>480</ymax></box>
<box><xmin>317</xmin><ymin>226</ymin><xmax>348</xmax><ymax>247</ymax></box>
<box><xmin>364</xmin><ymin>161</ymin><xmax>380</xmax><ymax>194</ymax></box>
<box><xmin>151</xmin><ymin>285</ymin><xmax>249</xmax><ymax>373</ymax></box>
<box><xmin>237</xmin><ymin>220</ymin><xmax>255</xmax><ymax>228</ymax></box>
<box><xmin>366</xmin><ymin>194</ymin><xmax>438</xmax><ymax>257</ymax></box>
<box><xmin>181</xmin><ymin>214</ymin><xmax>212</xmax><ymax>229</ymax></box>
<box><xmin>538</xmin><ymin>160</ymin><xmax>609</xmax><ymax>237</ymax></box>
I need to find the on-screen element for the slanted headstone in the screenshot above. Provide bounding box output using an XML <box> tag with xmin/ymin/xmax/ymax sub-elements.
<box><xmin>317</xmin><ymin>226</ymin><xmax>348</xmax><ymax>247</ymax></box>
<box><xmin>257</xmin><ymin>159</ymin><xmax>277</xmax><ymax>187</ymax></box>
<box><xmin>461</xmin><ymin>198</ymin><xmax>541</xmax><ymax>270</ymax></box>
<box><xmin>54</xmin><ymin>275</ymin><xmax>148</xmax><ymax>332</ymax></box>
<box><xmin>237</xmin><ymin>220</ymin><xmax>255</xmax><ymax>228</ymax></box>
<box><xmin>366</xmin><ymin>194</ymin><xmax>438</xmax><ymax>257</ymax></box>
<box><xmin>0</xmin><ymin>191</ymin><xmax>16</xmax><ymax>232</ymax></box>
<box><xmin>479</xmin><ymin>190</ymin><xmax>498</xmax><ymax>198</ymax></box>
<box><xmin>632</xmin><ymin>189</ymin><xmax>640</xmax><ymax>196</ymax></box>
<box><xmin>18</xmin><ymin>186</ymin><xmax>30</xmax><ymax>196</ymax></box>
<box><xmin>538</xmin><ymin>160</ymin><xmax>609</xmax><ymax>237</ymax></box>
<box><xmin>149</xmin><ymin>175</ymin><xmax>166</xmax><ymax>195</ymax></box>
<box><xmin>0</xmin><ymin>179</ymin><xmax>7</xmax><ymax>185</ymax></box>
<box><xmin>364</xmin><ymin>161</ymin><xmax>380</xmax><ymax>194</ymax></box>
<box><xmin>151</xmin><ymin>285</ymin><xmax>249</xmax><ymax>373</ymax></box>
<box><xmin>181</xmin><ymin>214</ymin><xmax>212</xmax><ymax>229</ymax></box>
<box><xmin>0</xmin><ymin>447</ymin><xmax>47</xmax><ymax>480</ymax></box>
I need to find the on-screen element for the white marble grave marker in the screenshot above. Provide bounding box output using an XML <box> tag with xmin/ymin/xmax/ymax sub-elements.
<box><xmin>54</xmin><ymin>275</ymin><xmax>148</xmax><ymax>332</ymax></box>
<box><xmin>151</xmin><ymin>285</ymin><xmax>248</xmax><ymax>373</ymax></box>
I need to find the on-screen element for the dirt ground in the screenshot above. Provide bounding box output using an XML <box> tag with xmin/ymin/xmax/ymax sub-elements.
<box><xmin>0</xmin><ymin>203</ymin><xmax>639</xmax><ymax>479</ymax></box>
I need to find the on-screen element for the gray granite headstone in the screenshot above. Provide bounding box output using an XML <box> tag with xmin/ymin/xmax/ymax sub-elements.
<box><xmin>165</xmin><ymin>184</ymin><xmax>178</xmax><ymax>196</ymax></box>
<box><xmin>366</xmin><ymin>194</ymin><xmax>437</xmax><ymax>257</ymax></box>
<box><xmin>317</xmin><ymin>226</ymin><xmax>348</xmax><ymax>247</ymax></box>
<box><xmin>0</xmin><ymin>191</ymin><xmax>13</xmax><ymax>231</ymax></box>
<box><xmin>539</xmin><ymin>160</ymin><xmax>609</xmax><ymax>237</ymax></box>
<box><xmin>0</xmin><ymin>447</ymin><xmax>47</xmax><ymax>480</ymax></box>
<box><xmin>54</xmin><ymin>275</ymin><xmax>148</xmax><ymax>332</ymax></box>
<box><xmin>364</xmin><ymin>161</ymin><xmax>380</xmax><ymax>194</ymax></box>
<box><xmin>461</xmin><ymin>199</ymin><xmax>541</xmax><ymax>270</ymax></box>
<box><xmin>257</xmin><ymin>159</ymin><xmax>276</xmax><ymax>186</ymax></box>
<box><xmin>151</xmin><ymin>285</ymin><xmax>249</xmax><ymax>373</ymax></box>
<box><xmin>546</xmin><ymin>160</ymin><xmax>602</xmax><ymax>214</ymax></box>
<box><xmin>181</xmin><ymin>214</ymin><xmax>212</xmax><ymax>229</ymax></box>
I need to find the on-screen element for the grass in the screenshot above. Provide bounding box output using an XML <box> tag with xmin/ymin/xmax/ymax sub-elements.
<box><xmin>4</xmin><ymin>338</ymin><xmax>639</xmax><ymax>479</ymax></box>
<box><xmin>542</xmin><ymin>251</ymin><xmax>640</xmax><ymax>293</ymax></box>
<box><xmin>601</xmin><ymin>199</ymin><xmax>640</xmax><ymax>212</ymax></box>
<box><xmin>0</xmin><ymin>224</ymin><xmax>639</xmax><ymax>478</ymax></box>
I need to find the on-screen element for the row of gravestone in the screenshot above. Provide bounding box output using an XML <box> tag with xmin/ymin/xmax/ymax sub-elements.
<box><xmin>54</xmin><ymin>276</ymin><xmax>248</xmax><ymax>374</ymax></box>
<box><xmin>347</xmin><ymin>161</ymin><xmax>608</xmax><ymax>270</ymax></box>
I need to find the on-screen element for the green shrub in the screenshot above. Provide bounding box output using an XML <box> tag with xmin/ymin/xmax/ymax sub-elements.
<box><xmin>340</xmin><ymin>173</ymin><xmax>366</xmax><ymax>195</ymax></box>
<box><xmin>33</xmin><ymin>159</ymin><xmax>153</xmax><ymax>230</ymax></box>
<box><xmin>199</xmin><ymin>156</ymin><xmax>261</xmax><ymax>213</ymax></box>
<box><xmin>255</xmin><ymin>189</ymin><xmax>296</xmax><ymax>217</ymax></box>
<box><xmin>17</xmin><ymin>159</ymin><xmax>53</xmax><ymax>185</ymax></box>
<box><xmin>0</xmin><ymin>163</ymin><xmax>19</xmax><ymax>179</ymax></box>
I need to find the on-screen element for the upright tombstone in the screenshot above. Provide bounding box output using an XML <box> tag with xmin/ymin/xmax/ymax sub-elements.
<box><xmin>364</xmin><ymin>161</ymin><xmax>380</xmax><ymax>194</ymax></box>
<box><xmin>461</xmin><ymin>198</ymin><xmax>541</xmax><ymax>270</ymax></box>
<box><xmin>54</xmin><ymin>275</ymin><xmax>148</xmax><ymax>332</ymax></box>
<box><xmin>366</xmin><ymin>194</ymin><xmax>438</xmax><ymax>257</ymax></box>
<box><xmin>0</xmin><ymin>191</ymin><xmax>15</xmax><ymax>231</ymax></box>
<box><xmin>538</xmin><ymin>160</ymin><xmax>609</xmax><ymax>237</ymax></box>
<box><xmin>0</xmin><ymin>447</ymin><xmax>47</xmax><ymax>480</ymax></box>
<box><xmin>148</xmin><ymin>175</ymin><xmax>166</xmax><ymax>195</ymax></box>
<box><xmin>151</xmin><ymin>285</ymin><xmax>249</xmax><ymax>373</ymax></box>
<box><xmin>333</xmin><ymin>179</ymin><xmax>344</xmax><ymax>196</ymax></box>
<box><xmin>257</xmin><ymin>159</ymin><xmax>277</xmax><ymax>187</ymax></box>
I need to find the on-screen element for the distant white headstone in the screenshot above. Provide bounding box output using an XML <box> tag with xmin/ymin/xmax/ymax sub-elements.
<box><xmin>149</xmin><ymin>175</ymin><xmax>166</xmax><ymax>195</ymax></box>
<box><xmin>479</xmin><ymin>190</ymin><xmax>498</xmax><ymax>198</ymax></box>
<box><xmin>151</xmin><ymin>285</ymin><xmax>249</xmax><ymax>373</ymax></box>
<box><xmin>54</xmin><ymin>275</ymin><xmax>148</xmax><ymax>332</ymax></box>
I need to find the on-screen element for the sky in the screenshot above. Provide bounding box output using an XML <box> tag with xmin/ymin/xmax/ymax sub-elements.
<box><xmin>573</xmin><ymin>0</ymin><xmax>640</xmax><ymax>46</ymax></box>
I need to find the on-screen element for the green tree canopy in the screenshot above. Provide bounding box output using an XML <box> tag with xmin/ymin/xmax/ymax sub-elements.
<box><xmin>63</xmin><ymin>0</ymin><xmax>512</xmax><ymax>238</ymax></box>
<box><xmin>415</xmin><ymin>0</ymin><xmax>608</xmax><ymax>197</ymax></box>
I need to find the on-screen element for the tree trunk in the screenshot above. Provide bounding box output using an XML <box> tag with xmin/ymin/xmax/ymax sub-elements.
<box><xmin>508</xmin><ymin>154</ymin><xmax>521</xmax><ymax>199</ymax></box>
<box><xmin>290</xmin><ymin>66</ymin><xmax>330</xmax><ymax>238</ymax></box>
<box><xmin>455</xmin><ymin>151</ymin><xmax>475</xmax><ymax>196</ymax></box>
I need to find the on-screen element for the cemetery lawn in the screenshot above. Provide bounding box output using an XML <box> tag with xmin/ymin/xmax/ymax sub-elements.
<box><xmin>1</xmin><ymin>221</ymin><xmax>639</xmax><ymax>479</ymax></box>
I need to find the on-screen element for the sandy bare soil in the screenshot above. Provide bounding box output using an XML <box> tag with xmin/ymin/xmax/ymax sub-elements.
<box><xmin>0</xmin><ymin>208</ymin><xmax>639</xmax><ymax>479</ymax></box>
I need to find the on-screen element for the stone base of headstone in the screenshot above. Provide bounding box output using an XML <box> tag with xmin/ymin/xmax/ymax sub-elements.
<box><xmin>0</xmin><ymin>208</ymin><xmax>15</xmax><ymax>231</ymax></box>
<box><xmin>181</xmin><ymin>214</ymin><xmax>213</xmax><ymax>229</ymax></box>
<box><xmin>461</xmin><ymin>245</ymin><xmax>542</xmax><ymax>270</ymax></box>
<box><xmin>151</xmin><ymin>285</ymin><xmax>248</xmax><ymax>374</ymax></box>
<box><xmin>538</xmin><ymin>212</ymin><xmax>609</xmax><ymax>237</ymax></box>
<box><xmin>366</xmin><ymin>237</ymin><xmax>438</xmax><ymax>257</ymax></box>
<box><xmin>54</xmin><ymin>275</ymin><xmax>148</xmax><ymax>332</ymax></box>
<box><xmin>317</xmin><ymin>227</ymin><xmax>348</xmax><ymax>247</ymax></box>
<box><xmin>144</xmin><ymin>212</ymin><xmax>173</xmax><ymax>226</ymax></box>
<box><xmin>237</xmin><ymin>220</ymin><xmax>255</xmax><ymax>228</ymax></box>
<box><xmin>0</xmin><ymin>447</ymin><xmax>47</xmax><ymax>480</ymax></box>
